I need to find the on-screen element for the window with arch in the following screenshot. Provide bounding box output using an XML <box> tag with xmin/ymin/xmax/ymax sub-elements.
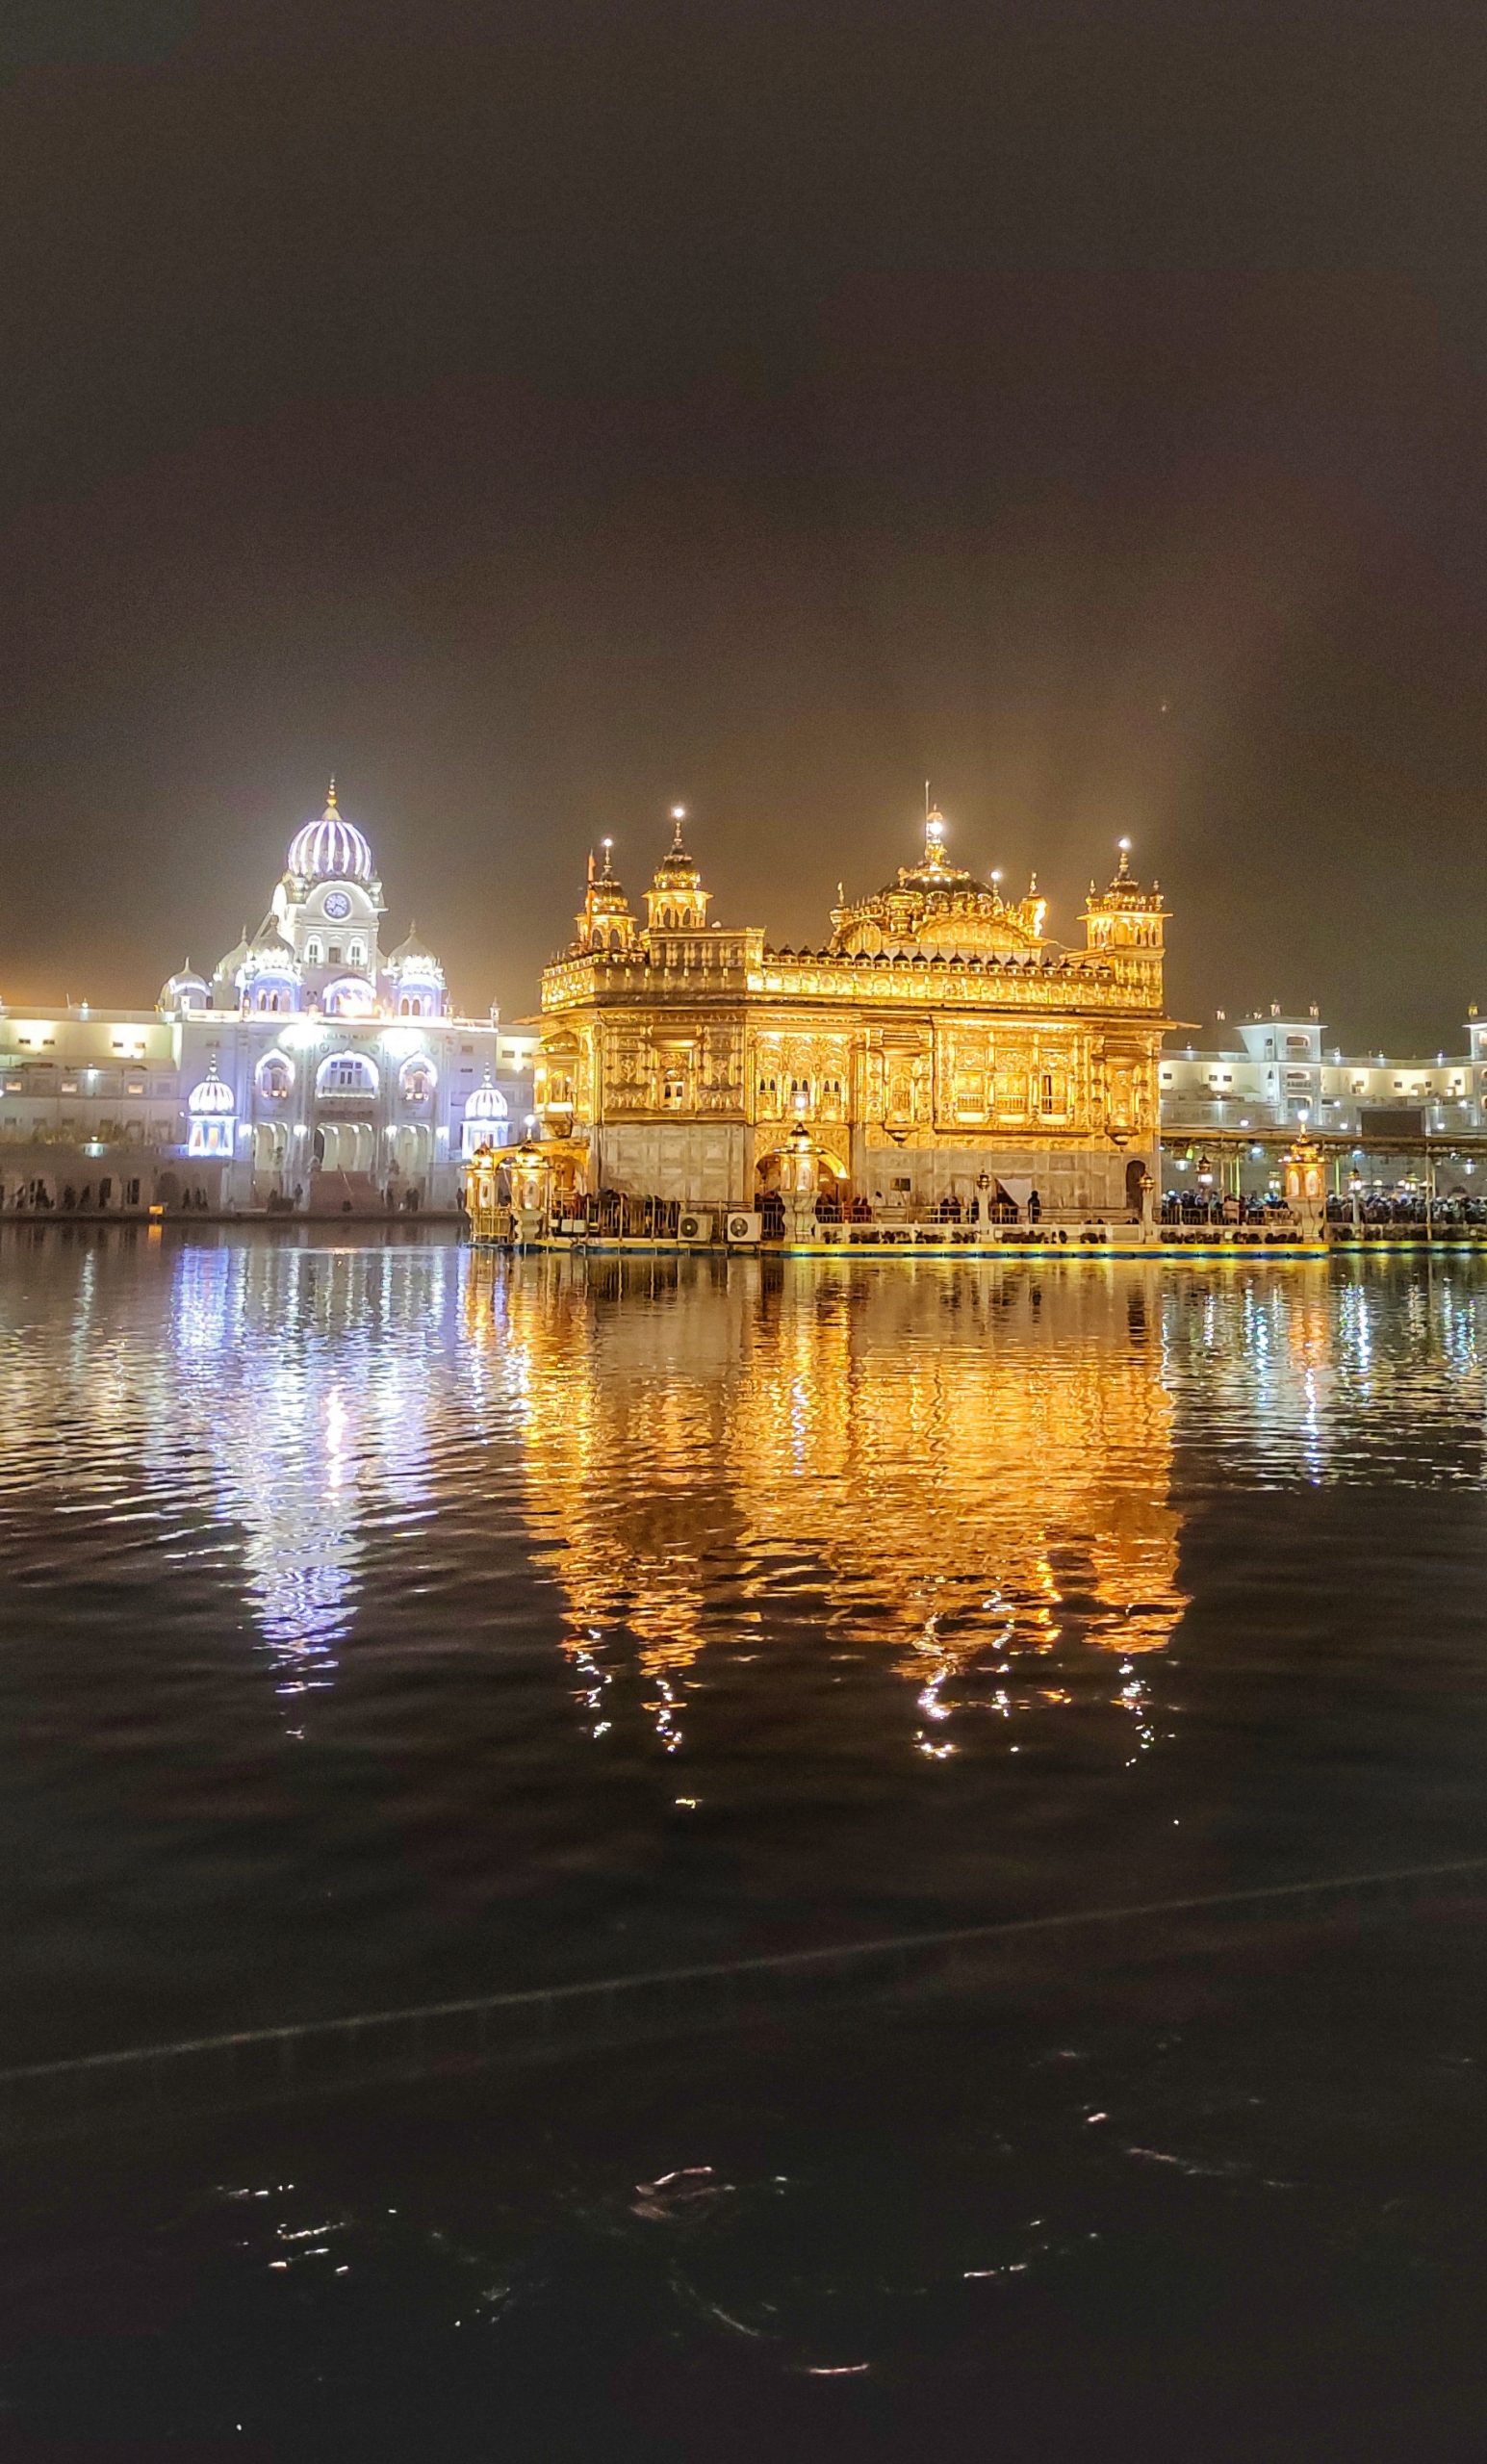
<box><xmin>257</xmin><ymin>1054</ymin><xmax>293</xmax><ymax>1100</ymax></box>
<box><xmin>400</xmin><ymin>1056</ymin><xmax>436</xmax><ymax>1103</ymax></box>
<box><xmin>321</xmin><ymin>978</ymin><xmax>376</xmax><ymax>1018</ymax></box>
<box><xmin>316</xmin><ymin>1052</ymin><xmax>379</xmax><ymax>1097</ymax></box>
<box><xmin>661</xmin><ymin>1068</ymin><xmax>687</xmax><ymax>1110</ymax></box>
<box><xmin>398</xmin><ymin>994</ymin><xmax>424</xmax><ymax>1017</ymax></box>
<box><xmin>305</xmin><ymin>938</ymin><xmax>322</xmax><ymax>964</ymax></box>
<box><xmin>347</xmin><ymin>940</ymin><xmax>365</xmax><ymax>965</ymax></box>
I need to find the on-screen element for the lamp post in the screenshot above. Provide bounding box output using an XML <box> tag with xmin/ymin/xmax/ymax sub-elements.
<box><xmin>1196</xmin><ymin>1151</ymin><xmax>1215</xmax><ymax>1223</ymax></box>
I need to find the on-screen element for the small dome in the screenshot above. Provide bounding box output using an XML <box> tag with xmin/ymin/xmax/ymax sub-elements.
<box><xmin>159</xmin><ymin>962</ymin><xmax>210</xmax><ymax>1013</ymax></box>
<box><xmin>464</xmin><ymin>1071</ymin><xmax>508</xmax><ymax>1120</ymax></box>
<box><xmin>188</xmin><ymin>1065</ymin><xmax>235</xmax><ymax>1116</ymax></box>
<box><xmin>214</xmin><ymin>930</ymin><xmax>251</xmax><ymax>978</ymax></box>
<box><xmin>388</xmin><ymin>921</ymin><xmax>444</xmax><ymax>973</ymax></box>
<box><xmin>287</xmin><ymin>781</ymin><xmax>374</xmax><ymax>885</ymax></box>
<box><xmin>244</xmin><ymin>912</ymin><xmax>297</xmax><ymax>964</ymax></box>
<box><xmin>652</xmin><ymin>810</ymin><xmax>701</xmax><ymax>886</ymax></box>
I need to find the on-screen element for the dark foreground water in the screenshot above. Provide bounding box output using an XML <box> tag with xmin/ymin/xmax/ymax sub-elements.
<box><xmin>2</xmin><ymin>1228</ymin><xmax>1487</xmax><ymax>2457</ymax></box>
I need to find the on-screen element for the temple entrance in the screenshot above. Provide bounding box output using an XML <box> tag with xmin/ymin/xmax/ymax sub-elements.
<box><xmin>755</xmin><ymin>1142</ymin><xmax>850</xmax><ymax>1221</ymax></box>
<box><xmin>1125</xmin><ymin>1157</ymin><xmax>1147</xmax><ymax>1213</ymax></box>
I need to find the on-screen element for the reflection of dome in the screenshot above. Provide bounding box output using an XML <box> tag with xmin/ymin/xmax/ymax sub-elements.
<box><xmin>465</xmin><ymin>1071</ymin><xmax>508</xmax><ymax>1119</ymax></box>
<box><xmin>287</xmin><ymin>782</ymin><xmax>374</xmax><ymax>885</ymax></box>
<box><xmin>159</xmin><ymin>962</ymin><xmax>210</xmax><ymax>1014</ymax></box>
<box><xmin>188</xmin><ymin>1065</ymin><xmax>235</xmax><ymax>1116</ymax></box>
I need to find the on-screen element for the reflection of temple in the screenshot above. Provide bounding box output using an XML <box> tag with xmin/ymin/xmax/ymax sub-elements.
<box><xmin>537</xmin><ymin>806</ymin><xmax>1170</xmax><ymax>1217</ymax></box>
<box><xmin>150</xmin><ymin>1242</ymin><xmax>457</xmax><ymax>1706</ymax></box>
<box><xmin>499</xmin><ymin>1257</ymin><xmax>1187</xmax><ymax>1759</ymax></box>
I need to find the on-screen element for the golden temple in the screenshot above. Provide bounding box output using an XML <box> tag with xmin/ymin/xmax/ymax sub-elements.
<box><xmin>534</xmin><ymin>803</ymin><xmax>1171</xmax><ymax>1218</ymax></box>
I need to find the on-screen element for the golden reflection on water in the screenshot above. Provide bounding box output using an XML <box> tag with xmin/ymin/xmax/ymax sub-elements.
<box><xmin>495</xmin><ymin>1256</ymin><xmax>1188</xmax><ymax>1752</ymax></box>
<box><xmin>12</xmin><ymin>1237</ymin><xmax>1487</xmax><ymax>1763</ymax></box>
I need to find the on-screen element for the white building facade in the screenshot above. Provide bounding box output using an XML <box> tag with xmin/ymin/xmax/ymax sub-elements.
<box><xmin>1159</xmin><ymin>1002</ymin><xmax>1487</xmax><ymax>1190</ymax></box>
<box><xmin>0</xmin><ymin>787</ymin><xmax>534</xmax><ymax>1215</ymax></box>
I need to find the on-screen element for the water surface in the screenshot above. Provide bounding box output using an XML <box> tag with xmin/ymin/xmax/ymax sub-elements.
<box><xmin>2</xmin><ymin>1230</ymin><xmax>1486</xmax><ymax>2455</ymax></box>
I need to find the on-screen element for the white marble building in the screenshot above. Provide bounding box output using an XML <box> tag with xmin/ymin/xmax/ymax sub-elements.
<box><xmin>1158</xmin><ymin>1002</ymin><xmax>1487</xmax><ymax>1191</ymax></box>
<box><xmin>0</xmin><ymin>786</ymin><xmax>534</xmax><ymax>1214</ymax></box>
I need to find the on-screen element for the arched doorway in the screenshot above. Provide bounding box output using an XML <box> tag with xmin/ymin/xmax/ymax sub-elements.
<box><xmin>755</xmin><ymin>1141</ymin><xmax>850</xmax><ymax>1220</ymax></box>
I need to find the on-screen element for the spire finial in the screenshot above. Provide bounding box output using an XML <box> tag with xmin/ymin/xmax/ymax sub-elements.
<box><xmin>669</xmin><ymin>804</ymin><xmax>687</xmax><ymax>851</ymax></box>
<box><xmin>1116</xmin><ymin>835</ymin><xmax>1132</xmax><ymax>880</ymax></box>
<box><xmin>325</xmin><ymin>777</ymin><xmax>338</xmax><ymax>812</ymax></box>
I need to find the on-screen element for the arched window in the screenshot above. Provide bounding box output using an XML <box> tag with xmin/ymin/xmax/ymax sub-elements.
<box><xmin>257</xmin><ymin>1054</ymin><xmax>293</xmax><ymax>1101</ymax></box>
<box><xmin>316</xmin><ymin>1052</ymin><xmax>379</xmax><ymax>1097</ymax></box>
<box><xmin>399</xmin><ymin>1056</ymin><xmax>436</xmax><ymax>1103</ymax></box>
<box><xmin>1040</xmin><ymin>1072</ymin><xmax>1055</xmax><ymax>1113</ymax></box>
<box><xmin>305</xmin><ymin>938</ymin><xmax>322</xmax><ymax>964</ymax></box>
<box><xmin>347</xmin><ymin>940</ymin><xmax>365</xmax><ymax>965</ymax></box>
<box><xmin>661</xmin><ymin>1069</ymin><xmax>687</xmax><ymax>1110</ymax></box>
<box><xmin>321</xmin><ymin>977</ymin><xmax>376</xmax><ymax>1019</ymax></box>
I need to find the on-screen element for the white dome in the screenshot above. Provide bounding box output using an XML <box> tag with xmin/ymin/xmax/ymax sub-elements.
<box><xmin>287</xmin><ymin>783</ymin><xmax>374</xmax><ymax>885</ymax></box>
<box><xmin>159</xmin><ymin>963</ymin><xmax>210</xmax><ymax>1013</ymax></box>
<box><xmin>464</xmin><ymin>1072</ymin><xmax>508</xmax><ymax>1119</ymax></box>
<box><xmin>188</xmin><ymin>1066</ymin><xmax>235</xmax><ymax>1116</ymax></box>
<box><xmin>388</xmin><ymin>921</ymin><xmax>444</xmax><ymax>974</ymax></box>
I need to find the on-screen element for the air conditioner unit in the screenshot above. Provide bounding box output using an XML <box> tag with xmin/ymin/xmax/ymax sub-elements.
<box><xmin>726</xmin><ymin>1210</ymin><xmax>762</xmax><ymax>1245</ymax></box>
<box><xmin>678</xmin><ymin>1211</ymin><xmax>714</xmax><ymax>1245</ymax></box>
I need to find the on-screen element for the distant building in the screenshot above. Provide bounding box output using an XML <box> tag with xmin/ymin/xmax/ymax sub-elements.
<box><xmin>1160</xmin><ymin>1002</ymin><xmax>1487</xmax><ymax>1189</ymax></box>
<box><xmin>535</xmin><ymin>808</ymin><xmax>1169</xmax><ymax>1217</ymax></box>
<box><xmin>0</xmin><ymin>785</ymin><xmax>534</xmax><ymax>1214</ymax></box>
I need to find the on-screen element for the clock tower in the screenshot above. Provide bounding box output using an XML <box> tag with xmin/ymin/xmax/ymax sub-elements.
<box><xmin>272</xmin><ymin>783</ymin><xmax>388</xmax><ymax>1015</ymax></box>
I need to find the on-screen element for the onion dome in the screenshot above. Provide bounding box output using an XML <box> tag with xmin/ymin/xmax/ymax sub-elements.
<box><xmin>214</xmin><ymin>929</ymin><xmax>252</xmax><ymax>980</ymax></box>
<box><xmin>159</xmin><ymin>962</ymin><xmax>210</xmax><ymax>1014</ymax></box>
<box><xmin>388</xmin><ymin>921</ymin><xmax>445</xmax><ymax>975</ymax></box>
<box><xmin>187</xmin><ymin>1064</ymin><xmax>235</xmax><ymax>1116</ymax></box>
<box><xmin>464</xmin><ymin>1070</ymin><xmax>508</xmax><ymax>1120</ymax></box>
<box><xmin>651</xmin><ymin>808</ymin><xmax>701</xmax><ymax>888</ymax></box>
<box><xmin>830</xmin><ymin>802</ymin><xmax>1038</xmax><ymax>961</ymax></box>
<box><xmin>287</xmin><ymin>780</ymin><xmax>374</xmax><ymax>885</ymax></box>
<box><xmin>1090</xmin><ymin>837</ymin><xmax>1161</xmax><ymax>909</ymax></box>
<box><xmin>244</xmin><ymin>913</ymin><xmax>298</xmax><ymax>964</ymax></box>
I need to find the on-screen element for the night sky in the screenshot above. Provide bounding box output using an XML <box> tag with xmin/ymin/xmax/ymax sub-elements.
<box><xmin>5</xmin><ymin>1</ymin><xmax>1487</xmax><ymax>1047</ymax></box>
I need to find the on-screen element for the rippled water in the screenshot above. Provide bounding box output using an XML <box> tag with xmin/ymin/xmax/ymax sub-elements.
<box><xmin>4</xmin><ymin>1229</ymin><xmax>1487</xmax><ymax>2456</ymax></box>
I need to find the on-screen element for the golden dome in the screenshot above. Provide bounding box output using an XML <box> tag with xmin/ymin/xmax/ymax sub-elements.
<box><xmin>830</xmin><ymin>806</ymin><xmax>1046</xmax><ymax>960</ymax></box>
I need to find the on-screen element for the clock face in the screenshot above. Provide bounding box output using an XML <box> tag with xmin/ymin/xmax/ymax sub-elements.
<box><xmin>322</xmin><ymin>889</ymin><xmax>352</xmax><ymax>920</ymax></box>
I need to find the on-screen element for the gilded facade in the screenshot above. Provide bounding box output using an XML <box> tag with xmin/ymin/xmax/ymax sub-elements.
<box><xmin>536</xmin><ymin>806</ymin><xmax>1170</xmax><ymax>1215</ymax></box>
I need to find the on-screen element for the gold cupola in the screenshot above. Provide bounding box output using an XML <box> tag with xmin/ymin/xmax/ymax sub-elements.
<box><xmin>1084</xmin><ymin>840</ymin><xmax>1167</xmax><ymax>955</ymax></box>
<box><xmin>645</xmin><ymin>808</ymin><xmax>711</xmax><ymax>932</ymax></box>
<box><xmin>575</xmin><ymin>838</ymin><xmax>639</xmax><ymax>954</ymax></box>
<box><xmin>829</xmin><ymin>799</ymin><xmax>1045</xmax><ymax>961</ymax></box>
